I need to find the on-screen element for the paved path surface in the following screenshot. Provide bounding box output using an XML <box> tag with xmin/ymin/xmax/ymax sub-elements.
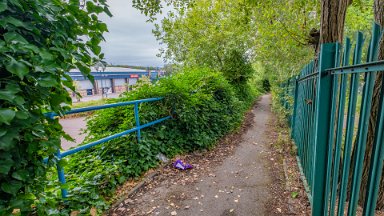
<box><xmin>60</xmin><ymin>117</ymin><xmax>87</xmax><ymax>150</ymax></box>
<box><xmin>112</xmin><ymin>94</ymin><xmax>274</xmax><ymax>216</ymax></box>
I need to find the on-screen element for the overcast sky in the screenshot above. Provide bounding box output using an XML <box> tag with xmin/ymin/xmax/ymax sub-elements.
<box><xmin>99</xmin><ymin>1</ymin><xmax>164</xmax><ymax>67</ymax></box>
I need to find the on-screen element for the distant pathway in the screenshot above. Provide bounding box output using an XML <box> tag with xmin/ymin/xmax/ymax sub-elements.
<box><xmin>60</xmin><ymin>117</ymin><xmax>87</xmax><ymax>150</ymax></box>
<box><xmin>111</xmin><ymin>94</ymin><xmax>274</xmax><ymax>216</ymax></box>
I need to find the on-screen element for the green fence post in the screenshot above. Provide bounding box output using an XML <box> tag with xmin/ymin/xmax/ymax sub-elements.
<box><xmin>291</xmin><ymin>76</ymin><xmax>299</xmax><ymax>138</ymax></box>
<box><xmin>312</xmin><ymin>43</ymin><xmax>337</xmax><ymax>216</ymax></box>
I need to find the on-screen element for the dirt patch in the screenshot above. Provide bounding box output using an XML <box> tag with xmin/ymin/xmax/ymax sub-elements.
<box><xmin>264</xmin><ymin>115</ymin><xmax>311</xmax><ymax>215</ymax></box>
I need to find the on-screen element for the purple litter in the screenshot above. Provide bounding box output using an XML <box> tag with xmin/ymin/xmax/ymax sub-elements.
<box><xmin>173</xmin><ymin>159</ymin><xmax>193</xmax><ymax>170</ymax></box>
<box><xmin>185</xmin><ymin>163</ymin><xmax>193</xmax><ymax>169</ymax></box>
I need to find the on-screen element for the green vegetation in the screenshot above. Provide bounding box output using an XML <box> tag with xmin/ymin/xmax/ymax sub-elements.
<box><xmin>0</xmin><ymin>0</ymin><xmax>110</xmax><ymax>214</ymax></box>
<box><xmin>71</xmin><ymin>100</ymin><xmax>108</xmax><ymax>109</ymax></box>
<box><xmin>46</xmin><ymin>68</ymin><xmax>263</xmax><ymax>214</ymax></box>
<box><xmin>3</xmin><ymin>0</ymin><xmax>376</xmax><ymax>214</ymax></box>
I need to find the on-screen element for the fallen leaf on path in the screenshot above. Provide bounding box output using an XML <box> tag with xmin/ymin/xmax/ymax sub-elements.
<box><xmin>171</xmin><ymin>211</ymin><xmax>177</xmax><ymax>215</ymax></box>
<box><xmin>90</xmin><ymin>208</ymin><xmax>97</xmax><ymax>216</ymax></box>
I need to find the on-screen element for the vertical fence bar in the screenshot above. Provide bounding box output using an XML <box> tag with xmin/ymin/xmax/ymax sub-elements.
<box><xmin>303</xmin><ymin>66</ymin><xmax>310</xmax><ymax>185</ymax></box>
<box><xmin>291</xmin><ymin>77</ymin><xmax>299</xmax><ymax>138</ymax></box>
<box><xmin>324</xmin><ymin>42</ymin><xmax>341</xmax><ymax>215</ymax></box>
<box><xmin>330</xmin><ymin>38</ymin><xmax>351</xmax><ymax>216</ymax></box>
<box><xmin>134</xmin><ymin>102</ymin><xmax>141</xmax><ymax>142</ymax></box>
<box><xmin>337</xmin><ymin>32</ymin><xmax>363</xmax><ymax>216</ymax></box>
<box><xmin>312</xmin><ymin>43</ymin><xmax>336</xmax><ymax>216</ymax></box>
<box><xmin>308</xmin><ymin>61</ymin><xmax>316</xmax><ymax>188</ymax></box>
<box><xmin>348</xmin><ymin>23</ymin><xmax>381</xmax><ymax>216</ymax></box>
<box><xmin>363</xmin><ymin>77</ymin><xmax>384</xmax><ymax>215</ymax></box>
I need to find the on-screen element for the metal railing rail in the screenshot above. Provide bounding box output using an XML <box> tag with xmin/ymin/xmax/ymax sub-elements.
<box><xmin>44</xmin><ymin>97</ymin><xmax>171</xmax><ymax>198</ymax></box>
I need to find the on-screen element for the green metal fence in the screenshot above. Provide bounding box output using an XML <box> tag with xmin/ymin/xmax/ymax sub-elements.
<box><xmin>281</xmin><ymin>23</ymin><xmax>384</xmax><ymax>216</ymax></box>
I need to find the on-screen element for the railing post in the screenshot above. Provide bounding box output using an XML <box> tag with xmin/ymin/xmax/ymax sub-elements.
<box><xmin>285</xmin><ymin>79</ymin><xmax>290</xmax><ymax>110</ymax></box>
<box><xmin>56</xmin><ymin>150</ymin><xmax>68</xmax><ymax>199</ymax></box>
<box><xmin>48</xmin><ymin>112</ymin><xmax>68</xmax><ymax>199</ymax></box>
<box><xmin>291</xmin><ymin>76</ymin><xmax>299</xmax><ymax>138</ymax></box>
<box><xmin>312</xmin><ymin>43</ymin><xmax>337</xmax><ymax>216</ymax></box>
<box><xmin>134</xmin><ymin>102</ymin><xmax>141</xmax><ymax>142</ymax></box>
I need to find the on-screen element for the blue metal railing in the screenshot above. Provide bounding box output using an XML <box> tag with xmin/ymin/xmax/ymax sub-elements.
<box><xmin>44</xmin><ymin>97</ymin><xmax>171</xmax><ymax>198</ymax></box>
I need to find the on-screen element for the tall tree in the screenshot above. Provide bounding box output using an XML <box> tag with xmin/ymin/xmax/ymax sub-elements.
<box><xmin>320</xmin><ymin>0</ymin><xmax>352</xmax><ymax>44</ymax></box>
<box><xmin>359</xmin><ymin>0</ymin><xmax>384</xmax><ymax>210</ymax></box>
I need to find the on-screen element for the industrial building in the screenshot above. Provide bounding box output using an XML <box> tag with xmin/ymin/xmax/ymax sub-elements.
<box><xmin>68</xmin><ymin>67</ymin><xmax>163</xmax><ymax>97</ymax></box>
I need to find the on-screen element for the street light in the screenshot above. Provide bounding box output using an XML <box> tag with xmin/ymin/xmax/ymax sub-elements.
<box><xmin>94</xmin><ymin>61</ymin><xmax>106</xmax><ymax>98</ymax></box>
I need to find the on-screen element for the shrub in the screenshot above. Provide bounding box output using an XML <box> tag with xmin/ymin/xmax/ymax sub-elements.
<box><xmin>221</xmin><ymin>49</ymin><xmax>256</xmax><ymax>102</ymax></box>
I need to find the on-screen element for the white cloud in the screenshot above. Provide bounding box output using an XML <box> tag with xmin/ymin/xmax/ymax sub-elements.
<box><xmin>99</xmin><ymin>0</ymin><xmax>164</xmax><ymax>67</ymax></box>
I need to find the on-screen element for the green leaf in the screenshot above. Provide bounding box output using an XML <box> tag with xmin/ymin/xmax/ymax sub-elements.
<box><xmin>5</xmin><ymin>58</ymin><xmax>29</xmax><ymax>79</ymax></box>
<box><xmin>291</xmin><ymin>191</ymin><xmax>299</xmax><ymax>199</ymax></box>
<box><xmin>0</xmin><ymin>2</ymin><xmax>7</xmax><ymax>13</ymax></box>
<box><xmin>39</xmin><ymin>50</ymin><xmax>54</xmax><ymax>61</ymax></box>
<box><xmin>3</xmin><ymin>32</ymin><xmax>28</xmax><ymax>44</ymax></box>
<box><xmin>0</xmin><ymin>129</ymin><xmax>6</xmax><ymax>137</ymax></box>
<box><xmin>96</xmin><ymin>23</ymin><xmax>108</xmax><ymax>32</ymax></box>
<box><xmin>15</xmin><ymin>111</ymin><xmax>29</xmax><ymax>120</ymax></box>
<box><xmin>0</xmin><ymin>108</ymin><xmax>16</xmax><ymax>125</ymax></box>
<box><xmin>0</xmin><ymin>83</ymin><xmax>20</xmax><ymax>102</ymax></box>
<box><xmin>1</xmin><ymin>181</ymin><xmax>23</xmax><ymax>195</ymax></box>
<box><xmin>0</xmin><ymin>130</ymin><xmax>17</xmax><ymax>150</ymax></box>
<box><xmin>1</xmin><ymin>17</ymin><xmax>31</xmax><ymax>30</ymax></box>
<box><xmin>104</xmin><ymin>6</ymin><xmax>113</xmax><ymax>17</ymax></box>
<box><xmin>0</xmin><ymin>90</ymin><xmax>16</xmax><ymax>102</ymax></box>
<box><xmin>38</xmin><ymin>76</ymin><xmax>58</xmax><ymax>87</ymax></box>
<box><xmin>91</xmin><ymin>44</ymin><xmax>101</xmax><ymax>55</ymax></box>
<box><xmin>13</xmin><ymin>96</ymin><xmax>25</xmax><ymax>106</ymax></box>
<box><xmin>0</xmin><ymin>163</ymin><xmax>12</xmax><ymax>175</ymax></box>
<box><xmin>12</xmin><ymin>170</ymin><xmax>29</xmax><ymax>181</ymax></box>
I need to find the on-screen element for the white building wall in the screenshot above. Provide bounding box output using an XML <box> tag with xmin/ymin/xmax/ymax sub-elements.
<box><xmin>115</xmin><ymin>79</ymin><xmax>126</xmax><ymax>86</ymax></box>
<box><xmin>128</xmin><ymin>78</ymin><xmax>137</xmax><ymax>85</ymax></box>
<box><xmin>78</xmin><ymin>80</ymin><xmax>94</xmax><ymax>90</ymax></box>
<box><xmin>96</xmin><ymin>79</ymin><xmax>112</xmax><ymax>88</ymax></box>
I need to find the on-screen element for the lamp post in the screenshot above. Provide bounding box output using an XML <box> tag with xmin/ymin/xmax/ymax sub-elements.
<box><xmin>94</xmin><ymin>61</ymin><xmax>106</xmax><ymax>98</ymax></box>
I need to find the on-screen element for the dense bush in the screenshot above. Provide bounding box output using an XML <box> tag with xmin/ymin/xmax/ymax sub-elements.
<box><xmin>221</xmin><ymin>49</ymin><xmax>257</xmax><ymax>103</ymax></box>
<box><xmin>45</xmin><ymin>68</ymin><xmax>260</xmax><ymax>214</ymax></box>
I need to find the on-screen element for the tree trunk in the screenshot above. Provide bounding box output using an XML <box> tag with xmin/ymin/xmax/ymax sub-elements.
<box><xmin>319</xmin><ymin>0</ymin><xmax>351</xmax><ymax>44</ymax></box>
<box><xmin>358</xmin><ymin>0</ymin><xmax>384</xmax><ymax>210</ymax></box>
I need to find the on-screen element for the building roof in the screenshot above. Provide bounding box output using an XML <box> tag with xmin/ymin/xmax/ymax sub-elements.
<box><xmin>69</xmin><ymin>67</ymin><xmax>148</xmax><ymax>73</ymax></box>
